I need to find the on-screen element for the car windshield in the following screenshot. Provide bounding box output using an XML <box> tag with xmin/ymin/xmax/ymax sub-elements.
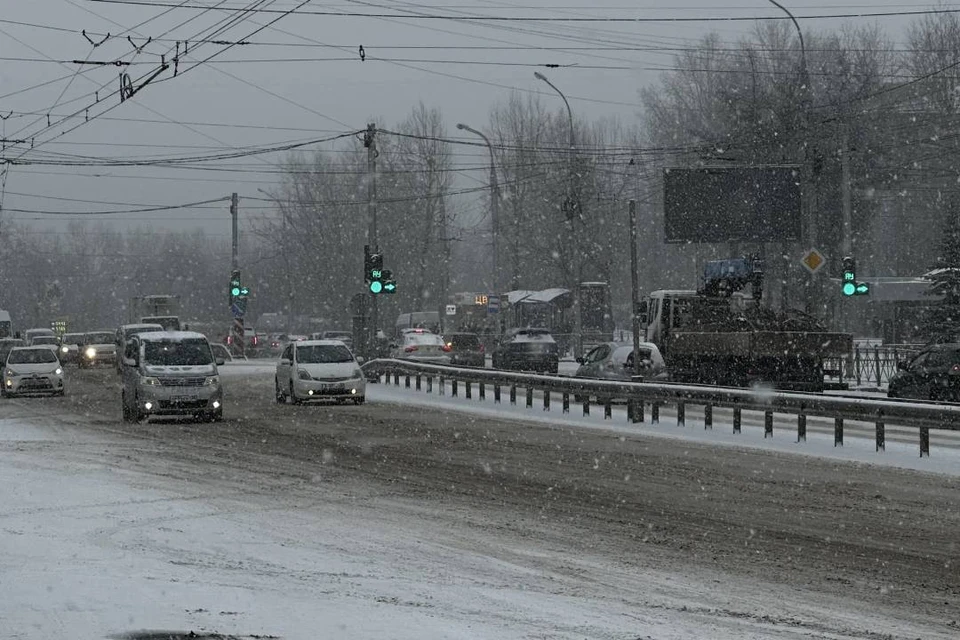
<box><xmin>143</xmin><ymin>338</ymin><xmax>212</xmax><ymax>366</ymax></box>
<box><xmin>84</xmin><ymin>332</ymin><xmax>114</xmax><ymax>345</ymax></box>
<box><xmin>32</xmin><ymin>336</ymin><xmax>58</xmax><ymax>345</ymax></box>
<box><xmin>297</xmin><ymin>344</ymin><xmax>354</xmax><ymax>363</ymax></box>
<box><xmin>446</xmin><ymin>334</ymin><xmax>480</xmax><ymax>348</ymax></box>
<box><xmin>62</xmin><ymin>334</ymin><xmax>84</xmax><ymax>345</ymax></box>
<box><xmin>8</xmin><ymin>348</ymin><xmax>57</xmax><ymax>364</ymax></box>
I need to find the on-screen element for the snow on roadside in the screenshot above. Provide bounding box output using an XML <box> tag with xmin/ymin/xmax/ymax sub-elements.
<box><xmin>368</xmin><ymin>383</ymin><xmax>960</xmax><ymax>478</ymax></box>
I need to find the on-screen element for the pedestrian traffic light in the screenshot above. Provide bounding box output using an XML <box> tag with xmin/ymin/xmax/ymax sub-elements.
<box><xmin>841</xmin><ymin>256</ymin><xmax>868</xmax><ymax>296</ymax></box>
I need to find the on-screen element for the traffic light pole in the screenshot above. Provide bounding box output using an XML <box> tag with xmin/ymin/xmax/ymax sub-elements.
<box><xmin>229</xmin><ymin>193</ymin><xmax>245</xmax><ymax>358</ymax></box>
<box><xmin>364</xmin><ymin>124</ymin><xmax>379</xmax><ymax>354</ymax></box>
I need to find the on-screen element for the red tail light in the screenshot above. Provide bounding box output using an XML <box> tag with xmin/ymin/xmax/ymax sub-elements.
<box><xmin>441</xmin><ymin>344</ymin><xmax>452</xmax><ymax>352</ymax></box>
<box><xmin>226</xmin><ymin>336</ymin><xmax>233</xmax><ymax>345</ymax></box>
<box><xmin>951</xmin><ymin>364</ymin><xmax>960</xmax><ymax>375</ymax></box>
<box><xmin>404</xmin><ymin>345</ymin><xmax>419</xmax><ymax>353</ymax></box>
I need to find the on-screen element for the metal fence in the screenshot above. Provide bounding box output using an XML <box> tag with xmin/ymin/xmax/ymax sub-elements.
<box><xmin>362</xmin><ymin>358</ymin><xmax>960</xmax><ymax>457</ymax></box>
<box><xmin>824</xmin><ymin>344</ymin><xmax>921</xmax><ymax>388</ymax></box>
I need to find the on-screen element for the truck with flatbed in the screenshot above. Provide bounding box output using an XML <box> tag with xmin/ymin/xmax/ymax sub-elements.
<box><xmin>640</xmin><ymin>257</ymin><xmax>852</xmax><ymax>391</ymax></box>
<box><xmin>127</xmin><ymin>295</ymin><xmax>181</xmax><ymax>331</ymax></box>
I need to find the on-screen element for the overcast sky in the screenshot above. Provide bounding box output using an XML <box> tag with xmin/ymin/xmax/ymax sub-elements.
<box><xmin>0</xmin><ymin>0</ymin><xmax>943</xmax><ymax>239</ymax></box>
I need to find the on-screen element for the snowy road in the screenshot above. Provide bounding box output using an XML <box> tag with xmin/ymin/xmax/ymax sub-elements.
<box><xmin>1</xmin><ymin>366</ymin><xmax>958</xmax><ymax>639</ymax></box>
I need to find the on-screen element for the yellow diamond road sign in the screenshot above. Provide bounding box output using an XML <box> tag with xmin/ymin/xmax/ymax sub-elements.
<box><xmin>801</xmin><ymin>248</ymin><xmax>825</xmax><ymax>274</ymax></box>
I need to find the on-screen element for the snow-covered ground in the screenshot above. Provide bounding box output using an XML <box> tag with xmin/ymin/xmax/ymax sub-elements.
<box><xmin>1</xmin><ymin>387</ymin><xmax>955</xmax><ymax>638</ymax></box>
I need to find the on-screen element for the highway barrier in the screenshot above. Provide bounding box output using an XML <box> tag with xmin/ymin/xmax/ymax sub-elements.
<box><xmin>361</xmin><ymin>359</ymin><xmax>960</xmax><ymax>457</ymax></box>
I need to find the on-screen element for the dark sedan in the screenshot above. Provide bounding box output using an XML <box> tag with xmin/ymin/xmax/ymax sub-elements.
<box><xmin>888</xmin><ymin>344</ymin><xmax>960</xmax><ymax>401</ymax></box>
<box><xmin>444</xmin><ymin>333</ymin><xmax>486</xmax><ymax>368</ymax></box>
<box><xmin>491</xmin><ymin>328</ymin><xmax>559</xmax><ymax>374</ymax></box>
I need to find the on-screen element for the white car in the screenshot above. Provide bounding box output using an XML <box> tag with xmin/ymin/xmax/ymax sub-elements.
<box><xmin>389</xmin><ymin>329</ymin><xmax>452</xmax><ymax>365</ymax></box>
<box><xmin>275</xmin><ymin>339</ymin><xmax>365</xmax><ymax>405</ymax></box>
<box><xmin>3</xmin><ymin>346</ymin><xmax>64</xmax><ymax>397</ymax></box>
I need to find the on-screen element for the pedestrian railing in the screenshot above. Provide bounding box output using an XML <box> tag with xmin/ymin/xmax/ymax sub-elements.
<box><xmin>824</xmin><ymin>344</ymin><xmax>921</xmax><ymax>388</ymax></box>
<box><xmin>362</xmin><ymin>358</ymin><xmax>960</xmax><ymax>457</ymax></box>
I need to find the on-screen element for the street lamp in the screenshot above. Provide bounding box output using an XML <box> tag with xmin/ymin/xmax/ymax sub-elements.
<box><xmin>456</xmin><ymin>122</ymin><xmax>500</xmax><ymax>295</ymax></box>
<box><xmin>767</xmin><ymin>0</ymin><xmax>817</xmax><ymax>313</ymax></box>
<box><xmin>535</xmin><ymin>71</ymin><xmax>583</xmax><ymax>357</ymax></box>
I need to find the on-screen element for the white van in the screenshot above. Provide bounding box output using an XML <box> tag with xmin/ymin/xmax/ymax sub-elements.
<box><xmin>120</xmin><ymin>331</ymin><xmax>224</xmax><ymax>422</ymax></box>
<box><xmin>24</xmin><ymin>328</ymin><xmax>55</xmax><ymax>346</ymax></box>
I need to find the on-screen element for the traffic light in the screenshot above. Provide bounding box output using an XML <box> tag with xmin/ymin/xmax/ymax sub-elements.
<box><xmin>841</xmin><ymin>256</ymin><xmax>869</xmax><ymax>296</ymax></box>
<box><xmin>230</xmin><ymin>270</ymin><xmax>242</xmax><ymax>299</ymax></box>
<box><xmin>382</xmin><ymin>269</ymin><xmax>397</xmax><ymax>294</ymax></box>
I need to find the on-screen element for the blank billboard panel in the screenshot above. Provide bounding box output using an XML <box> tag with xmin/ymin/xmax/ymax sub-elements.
<box><xmin>663</xmin><ymin>166</ymin><xmax>801</xmax><ymax>243</ymax></box>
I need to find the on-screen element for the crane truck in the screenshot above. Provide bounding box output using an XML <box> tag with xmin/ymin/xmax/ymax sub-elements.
<box><xmin>640</xmin><ymin>257</ymin><xmax>851</xmax><ymax>391</ymax></box>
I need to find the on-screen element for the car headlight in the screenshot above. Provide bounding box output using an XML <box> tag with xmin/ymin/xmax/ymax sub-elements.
<box><xmin>141</xmin><ymin>376</ymin><xmax>161</xmax><ymax>386</ymax></box>
<box><xmin>85</xmin><ymin>347</ymin><xmax>96</xmax><ymax>359</ymax></box>
<box><xmin>203</xmin><ymin>375</ymin><xmax>220</xmax><ymax>386</ymax></box>
<box><xmin>55</xmin><ymin>368</ymin><xmax>62</xmax><ymax>375</ymax></box>
<box><xmin>5</xmin><ymin>369</ymin><xmax>17</xmax><ymax>378</ymax></box>
<box><xmin>297</xmin><ymin>369</ymin><xmax>312</xmax><ymax>381</ymax></box>
<box><xmin>60</xmin><ymin>346</ymin><xmax>69</xmax><ymax>354</ymax></box>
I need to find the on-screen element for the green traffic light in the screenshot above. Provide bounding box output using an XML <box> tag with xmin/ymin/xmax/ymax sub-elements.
<box><xmin>231</xmin><ymin>286</ymin><xmax>241</xmax><ymax>296</ymax></box>
<box><xmin>842</xmin><ymin>282</ymin><xmax>856</xmax><ymax>296</ymax></box>
<box><xmin>369</xmin><ymin>280</ymin><xmax>383</xmax><ymax>294</ymax></box>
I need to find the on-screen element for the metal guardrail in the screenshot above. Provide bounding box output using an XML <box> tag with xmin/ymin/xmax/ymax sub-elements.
<box><xmin>361</xmin><ymin>358</ymin><xmax>960</xmax><ymax>457</ymax></box>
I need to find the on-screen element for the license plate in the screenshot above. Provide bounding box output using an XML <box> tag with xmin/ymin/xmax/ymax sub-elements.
<box><xmin>172</xmin><ymin>396</ymin><xmax>192</xmax><ymax>402</ymax></box>
<box><xmin>322</xmin><ymin>383</ymin><xmax>344</xmax><ymax>391</ymax></box>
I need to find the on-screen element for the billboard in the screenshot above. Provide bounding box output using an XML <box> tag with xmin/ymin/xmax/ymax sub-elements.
<box><xmin>663</xmin><ymin>166</ymin><xmax>801</xmax><ymax>243</ymax></box>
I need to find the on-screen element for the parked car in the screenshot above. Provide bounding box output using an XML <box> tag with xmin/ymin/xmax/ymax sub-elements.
<box><xmin>491</xmin><ymin>328</ymin><xmax>559</xmax><ymax>374</ymax></box>
<box><xmin>0</xmin><ymin>338</ymin><xmax>25</xmax><ymax>365</ymax></box>
<box><xmin>275</xmin><ymin>339</ymin><xmax>365</xmax><ymax>405</ymax></box>
<box><xmin>888</xmin><ymin>344</ymin><xmax>960</xmax><ymax>401</ymax></box>
<box><xmin>115</xmin><ymin>323</ymin><xmax>165</xmax><ymax>373</ymax></box>
<box><xmin>389</xmin><ymin>329</ymin><xmax>452</xmax><ymax>365</ymax></box>
<box><xmin>574</xmin><ymin>342</ymin><xmax>669</xmax><ymax>382</ymax></box>
<box><xmin>59</xmin><ymin>332</ymin><xmax>85</xmax><ymax>365</ymax></box>
<box><xmin>80</xmin><ymin>331</ymin><xmax>118</xmax><ymax>368</ymax></box>
<box><xmin>120</xmin><ymin>330</ymin><xmax>224</xmax><ymax>422</ymax></box>
<box><xmin>443</xmin><ymin>332</ymin><xmax>485</xmax><ymax>368</ymax></box>
<box><xmin>3</xmin><ymin>346</ymin><xmax>64</xmax><ymax>397</ymax></box>
<box><xmin>23</xmin><ymin>328</ymin><xmax>55</xmax><ymax>346</ymax></box>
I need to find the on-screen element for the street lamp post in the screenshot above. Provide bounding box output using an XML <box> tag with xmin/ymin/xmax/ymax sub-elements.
<box><xmin>456</xmin><ymin>123</ymin><xmax>500</xmax><ymax>295</ymax></box>
<box><xmin>534</xmin><ymin>71</ymin><xmax>583</xmax><ymax>357</ymax></box>
<box><xmin>767</xmin><ymin>0</ymin><xmax>816</xmax><ymax>314</ymax></box>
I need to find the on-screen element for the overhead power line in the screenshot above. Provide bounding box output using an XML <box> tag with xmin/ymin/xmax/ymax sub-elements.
<box><xmin>1</xmin><ymin>196</ymin><xmax>229</xmax><ymax>216</ymax></box>
<box><xmin>84</xmin><ymin>2</ymin><xmax>960</xmax><ymax>22</ymax></box>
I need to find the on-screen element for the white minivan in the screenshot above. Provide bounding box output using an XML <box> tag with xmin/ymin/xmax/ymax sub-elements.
<box><xmin>121</xmin><ymin>331</ymin><xmax>224</xmax><ymax>422</ymax></box>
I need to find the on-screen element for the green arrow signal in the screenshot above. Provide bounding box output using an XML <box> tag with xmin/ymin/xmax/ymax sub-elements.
<box><xmin>384</xmin><ymin>282</ymin><xmax>396</xmax><ymax>292</ymax></box>
<box><xmin>855</xmin><ymin>283</ymin><xmax>869</xmax><ymax>295</ymax></box>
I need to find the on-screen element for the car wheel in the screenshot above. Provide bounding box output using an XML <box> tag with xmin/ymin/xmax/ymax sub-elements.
<box><xmin>205</xmin><ymin>409</ymin><xmax>223</xmax><ymax>422</ymax></box>
<box><xmin>354</xmin><ymin>395</ymin><xmax>365</xmax><ymax>405</ymax></box>
<box><xmin>275</xmin><ymin>378</ymin><xmax>287</xmax><ymax>404</ymax></box>
<box><xmin>290</xmin><ymin>381</ymin><xmax>302</xmax><ymax>405</ymax></box>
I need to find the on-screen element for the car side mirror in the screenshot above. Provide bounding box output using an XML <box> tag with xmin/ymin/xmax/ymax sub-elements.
<box><xmin>576</xmin><ymin>357</ymin><xmax>584</xmax><ymax>364</ymax></box>
<box><xmin>389</xmin><ymin>343</ymin><xmax>398</xmax><ymax>350</ymax></box>
<box><xmin>638</xmin><ymin>300</ymin><xmax>649</xmax><ymax>325</ymax></box>
<box><xmin>123</xmin><ymin>356</ymin><xmax>137</xmax><ymax>367</ymax></box>
<box><xmin>280</xmin><ymin>358</ymin><xmax>291</xmax><ymax>365</ymax></box>
<box><xmin>215</xmin><ymin>356</ymin><xmax>225</xmax><ymax>366</ymax></box>
<box><xmin>356</xmin><ymin>356</ymin><xmax>365</xmax><ymax>364</ymax></box>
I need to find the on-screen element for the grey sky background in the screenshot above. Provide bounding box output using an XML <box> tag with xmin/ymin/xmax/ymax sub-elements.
<box><xmin>0</xmin><ymin>0</ymin><xmax>945</xmax><ymax>239</ymax></box>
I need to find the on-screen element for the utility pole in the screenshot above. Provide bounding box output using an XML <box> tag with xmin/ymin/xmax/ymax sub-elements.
<box><xmin>629</xmin><ymin>200</ymin><xmax>641</xmax><ymax>375</ymax></box>
<box><xmin>456</xmin><ymin>122</ymin><xmax>500</xmax><ymax>293</ymax></box>
<box><xmin>363</xmin><ymin>124</ymin><xmax>379</xmax><ymax>353</ymax></box>
<box><xmin>841</xmin><ymin>125</ymin><xmax>852</xmax><ymax>257</ymax></box>
<box><xmin>230</xmin><ymin>192</ymin><xmax>239</xmax><ymax>271</ymax></box>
